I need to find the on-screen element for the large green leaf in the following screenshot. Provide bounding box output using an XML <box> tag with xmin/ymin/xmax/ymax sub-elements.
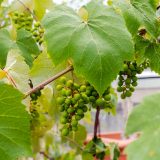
<box><xmin>0</xmin><ymin>83</ymin><xmax>31</xmax><ymax>160</ymax></box>
<box><xmin>145</xmin><ymin>43</ymin><xmax>160</xmax><ymax>74</ymax></box>
<box><xmin>0</xmin><ymin>29</ymin><xmax>14</xmax><ymax>68</ymax></box>
<box><xmin>16</xmin><ymin>29</ymin><xmax>40</xmax><ymax>67</ymax></box>
<box><xmin>130</xmin><ymin>0</ymin><xmax>160</xmax><ymax>38</ymax></box>
<box><xmin>126</xmin><ymin>93</ymin><xmax>160</xmax><ymax>160</ymax></box>
<box><xmin>42</xmin><ymin>1</ymin><xmax>134</xmax><ymax>95</ymax></box>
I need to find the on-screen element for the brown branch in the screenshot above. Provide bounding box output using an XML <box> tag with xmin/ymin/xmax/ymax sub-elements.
<box><xmin>40</xmin><ymin>152</ymin><xmax>54</xmax><ymax>160</ymax></box>
<box><xmin>5</xmin><ymin>71</ymin><xmax>17</xmax><ymax>88</ymax></box>
<box><xmin>24</xmin><ymin>66</ymin><xmax>73</xmax><ymax>98</ymax></box>
<box><xmin>94</xmin><ymin>106</ymin><xmax>100</xmax><ymax>138</ymax></box>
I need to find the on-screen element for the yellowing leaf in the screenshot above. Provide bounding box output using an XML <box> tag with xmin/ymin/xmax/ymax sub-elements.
<box><xmin>0</xmin><ymin>69</ymin><xmax>6</xmax><ymax>79</ymax></box>
<box><xmin>33</xmin><ymin>0</ymin><xmax>54</xmax><ymax>20</ymax></box>
<box><xmin>78</xmin><ymin>7</ymin><xmax>88</xmax><ymax>22</ymax></box>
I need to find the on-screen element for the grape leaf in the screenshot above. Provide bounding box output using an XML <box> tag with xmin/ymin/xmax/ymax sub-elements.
<box><xmin>33</xmin><ymin>0</ymin><xmax>54</xmax><ymax>19</ymax></box>
<box><xmin>0</xmin><ymin>83</ymin><xmax>31</xmax><ymax>160</ymax></box>
<box><xmin>16</xmin><ymin>29</ymin><xmax>40</xmax><ymax>67</ymax></box>
<box><xmin>5</xmin><ymin>49</ymin><xmax>30</xmax><ymax>93</ymax></box>
<box><xmin>130</xmin><ymin>0</ymin><xmax>160</xmax><ymax>38</ymax></box>
<box><xmin>0</xmin><ymin>29</ymin><xmax>14</xmax><ymax>68</ymax></box>
<box><xmin>30</xmin><ymin>52</ymin><xmax>55</xmax><ymax>85</ymax></box>
<box><xmin>126</xmin><ymin>93</ymin><xmax>160</xmax><ymax>160</ymax></box>
<box><xmin>68</xmin><ymin>125</ymin><xmax>87</xmax><ymax>147</ymax></box>
<box><xmin>42</xmin><ymin>1</ymin><xmax>134</xmax><ymax>95</ymax></box>
<box><xmin>112</xmin><ymin>0</ymin><xmax>141</xmax><ymax>35</ymax></box>
<box><xmin>145</xmin><ymin>43</ymin><xmax>160</xmax><ymax>74</ymax></box>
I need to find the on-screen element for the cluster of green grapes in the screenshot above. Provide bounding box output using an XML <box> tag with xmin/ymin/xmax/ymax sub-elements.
<box><xmin>29</xmin><ymin>79</ymin><xmax>42</xmax><ymax>130</ymax></box>
<box><xmin>11</xmin><ymin>11</ymin><xmax>33</xmax><ymax>30</ymax></box>
<box><xmin>117</xmin><ymin>60</ymin><xmax>150</xmax><ymax>99</ymax></box>
<box><xmin>11</xmin><ymin>11</ymin><xmax>44</xmax><ymax>45</ymax></box>
<box><xmin>56</xmin><ymin>77</ymin><xmax>113</xmax><ymax>136</ymax></box>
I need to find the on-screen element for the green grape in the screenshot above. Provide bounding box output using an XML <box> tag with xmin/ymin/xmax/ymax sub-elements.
<box><xmin>73</xmin><ymin>83</ymin><xmax>80</xmax><ymax>90</ymax></box>
<box><xmin>80</xmin><ymin>85</ymin><xmax>86</xmax><ymax>92</ymax></box>
<box><xmin>104</xmin><ymin>94</ymin><xmax>111</xmax><ymax>101</ymax></box>
<box><xmin>131</xmin><ymin>76</ymin><xmax>138</xmax><ymax>82</ymax></box>
<box><xmin>64</xmin><ymin>104</ymin><xmax>69</xmax><ymax>110</ymax></box>
<box><xmin>61</xmin><ymin>128</ymin><xmax>69</xmax><ymax>136</ymax></box>
<box><xmin>132</xmin><ymin>81</ymin><xmax>138</xmax><ymax>87</ymax></box>
<box><xmin>125</xmin><ymin>78</ymin><xmax>131</xmax><ymax>85</ymax></box>
<box><xmin>77</xmin><ymin>109</ymin><xmax>84</xmax><ymax>116</ymax></box>
<box><xmin>65</xmin><ymin>89</ymin><xmax>72</xmax><ymax>96</ymax></box>
<box><xmin>131</xmin><ymin>71</ymin><xmax>137</xmax><ymax>76</ymax></box>
<box><xmin>96</xmin><ymin>98</ymin><xmax>105</xmax><ymax>107</ymax></box>
<box><xmin>71</xmin><ymin>98</ymin><xmax>77</xmax><ymax>105</ymax></box>
<box><xmin>117</xmin><ymin>86</ymin><xmax>123</xmax><ymax>92</ymax></box>
<box><xmin>59</xmin><ymin>76</ymin><xmax>67</xmax><ymax>84</ymax></box>
<box><xmin>34</xmin><ymin>21</ymin><xmax>41</xmax><ymax>27</ymax></box>
<box><xmin>56</xmin><ymin>85</ymin><xmax>63</xmax><ymax>91</ymax></box>
<box><xmin>130</xmin><ymin>86</ymin><xmax>135</xmax><ymax>92</ymax></box>
<box><xmin>67</xmin><ymin>107</ymin><xmax>75</xmax><ymax>114</ymax></box>
<box><xmin>66</xmin><ymin>80</ymin><xmax>73</xmax><ymax>87</ymax></box>
<box><xmin>74</xmin><ymin>93</ymin><xmax>81</xmax><ymax>101</ymax></box>
<box><xmin>61</xmin><ymin>88</ymin><xmax>67</xmax><ymax>96</ymax></box>
<box><xmin>81</xmin><ymin>93</ymin><xmax>89</xmax><ymax>103</ymax></box>
<box><xmin>89</xmin><ymin>96</ymin><xmax>96</xmax><ymax>102</ymax></box>
<box><xmin>121</xmin><ymin>93</ymin><xmax>126</xmax><ymax>99</ymax></box>
<box><xmin>71</xmin><ymin>120</ymin><xmax>78</xmax><ymax>127</ymax></box>
<box><xmin>125</xmin><ymin>90</ymin><xmax>132</xmax><ymax>97</ymax></box>
<box><xmin>65</xmin><ymin>98</ymin><xmax>71</xmax><ymax>105</ymax></box>
<box><xmin>92</xmin><ymin>91</ymin><xmax>98</xmax><ymax>97</ymax></box>
<box><xmin>86</xmin><ymin>89</ymin><xmax>92</xmax><ymax>96</ymax></box>
<box><xmin>57</xmin><ymin>97</ymin><xmax>65</xmax><ymax>105</ymax></box>
<box><xmin>123</xmin><ymin>64</ymin><xmax>128</xmax><ymax>71</ymax></box>
<box><xmin>75</xmin><ymin>115</ymin><xmax>82</xmax><ymax>121</ymax></box>
<box><xmin>60</xmin><ymin>117</ymin><xmax>67</xmax><ymax>124</ymax></box>
<box><xmin>82</xmin><ymin>105</ymin><xmax>88</xmax><ymax>112</ymax></box>
<box><xmin>129</xmin><ymin>64</ymin><xmax>135</xmax><ymax>70</ymax></box>
<box><xmin>118</xmin><ymin>81</ymin><xmax>123</xmax><ymax>86</ymax></box>
<box><xmin>62</xmin><ymin>111</ymin><xmax>68</xmax><ymax>118</ymax></box>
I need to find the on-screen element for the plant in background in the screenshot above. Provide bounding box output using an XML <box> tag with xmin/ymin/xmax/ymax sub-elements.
<box><xmin>0</xmin><ymin>0</ymin><xmax>160</xmax><ymax>160</ymax></box>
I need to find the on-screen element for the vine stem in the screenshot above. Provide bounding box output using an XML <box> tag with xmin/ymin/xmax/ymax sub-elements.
<box><xmin>94</xmin><ymin>106</ymin><xmax>100</xmax><ymax>138</ymax></box>
<box><xmin>40</xmin><ymin>152</ymin><xmax>54</xmax><ymax>160</ymax></box>
<box><xmin>16</xmin><ymin>0</ymin><xmax>38</xmax><ymax>21</ymax></box>
<box><xmin>24</xmin><ymin>66</ymin><xmax>73</xmax><ymax>99</ymax></box>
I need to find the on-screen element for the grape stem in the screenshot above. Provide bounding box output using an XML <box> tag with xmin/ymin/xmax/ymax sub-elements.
<box><xmin>24</xmin><ymin>65</ymin><xmax>73</xmax><ymax>98</ymax></box>
<box><xmin>16</xmin><ymin>0</ymin><xmax>38</xmax><ymax>21</ymax></box>
<box><xmin>94</xmin><ymin>106</ymin><xmax>100</xmax><ymax>138</ymax></box>
<box><xmin>40</xmin><ymin>152</ymin><xmax>54</xmax><ymax>160</ymax></box>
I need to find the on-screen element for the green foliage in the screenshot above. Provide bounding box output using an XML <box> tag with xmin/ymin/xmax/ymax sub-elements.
<box><xmin>42</xmin><ymin>1</ymin><xmax>134</xmax><ymax>95</ymax></box>
<box><xmin>126</xmin><ymin>93</ymin><xmax>160</xmax><ymax>160</ymax></box>
<box><xmin>16</xmin><ymin>29</ymin><xmax>40</xmax><ymax>66</ymax></box>
<box><xmin>30</xmin><ymin>52</ymin><xmax>55</xmax><ymax>85</ymax></box>
<box><xmin>0</xmin><ymin>0</ymin><xmax>160</xmax><ymax>159</ymax></box>
<box><xmin>0</xmin><ymin>29</ymin><xmax>14</xmax><ymax>68</ymax></box>
<box><xmin>145</xmin><ymin>43</ymin><xmax>160</xmax><ymax>74</ymax></box>
<box><xmin>130</xmin><ymin>0</ymin><xmax>160</xmax><ymax>38</ymax></box>
<box><xmin>84</xmin><ymin>137</ymin><xmax>107</xmax><ymax>160</ymax></box>
<box><xmin>33</xmin><ymin>0</ymin><xmax>54</xmax><ymax>19</ymax></box>
<box><xmin>112</xmin><ymin>0</ymin><xmax>141</xmax><ymax>35</ymax></box>
<box><xmin>0</xmin><ymin>83</ymin><xmax>31</xmax><ymax>160</ymax></box>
